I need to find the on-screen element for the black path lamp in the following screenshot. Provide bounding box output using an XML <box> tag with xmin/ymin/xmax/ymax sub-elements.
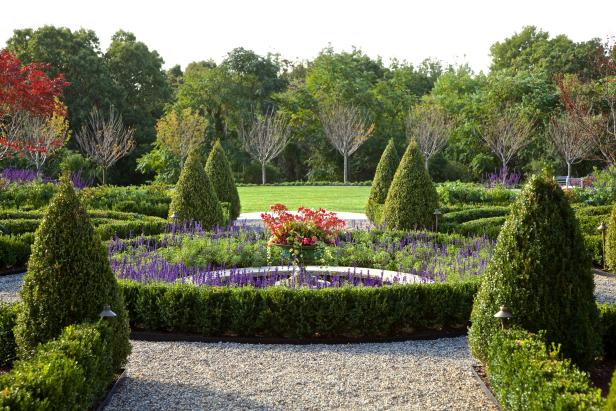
<box><xmin>99</xmin><ymin>304</ymin><xmax>117</xmax><ymax>320</ymax></box>
<box><xmin>494</xmin><ymin>305</ymin><xmax>513</xmax><ymax>330</ymax></box>
<box><xmin>433</xmin><ymin>208</ymin><xmax>442</xmax><ymax>232</ymax></box>
<box><xmin>597</xmin><ymin>222</ymin><xmax>607</xmax><ymax>270</ymax></box>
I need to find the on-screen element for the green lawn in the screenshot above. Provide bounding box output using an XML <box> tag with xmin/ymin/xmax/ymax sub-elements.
<box><xmin>238</xmin><ymin>186</ymin><xmax>371</xmax><ymax>213</ymax></box>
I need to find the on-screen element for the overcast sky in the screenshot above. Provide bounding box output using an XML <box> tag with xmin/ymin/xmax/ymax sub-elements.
<box><xmin>1</xmin><ymin>0</ymin><xmax>614</xmax><ymax>73</ymax></box>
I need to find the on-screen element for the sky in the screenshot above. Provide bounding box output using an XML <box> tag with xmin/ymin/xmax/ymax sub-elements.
<box><xmin>0</xmin><ymin>0</ymin><xmax>614</xmax><ymax>73</ymax></box>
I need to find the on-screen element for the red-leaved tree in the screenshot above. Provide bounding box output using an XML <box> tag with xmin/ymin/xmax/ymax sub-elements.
<box><xmin>0</xmin><ymin>49</ymin><xmax>69</xmax><ymax>163</ymax></box>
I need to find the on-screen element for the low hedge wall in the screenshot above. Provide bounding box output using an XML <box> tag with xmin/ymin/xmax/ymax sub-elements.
<box><xmin>440</xmin><ymin>206</ymin><xmax>510</xmax><ymax>225</ymax></box>
<box><xmin>0</xmin><ymin>233</ymin><xmax>34</xmax><ymax>270</ymax></box>
<box><xmin>0</xmin><ymin>321</ymin><xmax>116</xmax><ymax>410</ymax></box>
<box><xmin>119</xmin><ymin>280</ymin><xmax>480</xmax><ymax>339</ymax></box>
<box><xmin>599</xmin><ymin>303</ymin><xmax>616</xmax><ymax>359</ymax></box>
<box><xmin>0</xmin><ymin>302</ymin><xmax>18</xmax><ymax>367</ymax></box>
<box><xmin>487</xmin><ymin>328</ymin><xmax>605</xmax><ymax>410</ymax></box>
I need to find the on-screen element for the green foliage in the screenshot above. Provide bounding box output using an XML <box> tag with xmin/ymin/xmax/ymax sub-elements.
<box><xmin>469</xmin><ymin>175</ymin><xmax>601</xmax><ymax>368</ymax></box>
<box><xmin>607</xmin><ymin>370</ymin><xmax>616</xmax><ymax>411</ymax></box>
<box><xmin>0</xmin><ymin>303</ymin><xmax>18</xmax><ymax>367</ymax></box>
<box><xmin>0</xmin><ymin>182</ymin><xmax>57</xmax><ymax>210</ymax></box>
<box><xmin>206</xmin><ymin>140</ymin><xmax>241</xmax><ymax>220</ymax></box>
<box><xmin>0</xmin><ymin>322</ymin><xmax>114</xmax><ymax>410</ymax></box>
<box><xmin>607</xmin><ymin>203</ymin><xmax>616</xmax><ymax>271</ymax></box>
<box><xmin>440</xmin><ymin>206</ymin><xmax>510</xmax><ymax>225</ymax></box>
<box><xmin>383</xmin><ymin>141</ymin><xmax>438</xmax><ymax>229</ymax></box>
<box><xmin>455</xmin><ymin>216</ymin><xmax>506</xmax><ymax>238</ymax></box>
<box><xmin>366</xmin><ymin>138</ymin><xmax>399</xmax><ymax>224</ymax></box>
<box><xmin>487</xmin><ymin>329</ymin><xmax>604</xmax><ymax>411</ymax></box>
<box><xmin>120</xmin><ymin>280</ymin><xmax>478</xmax><ymax>338</ymax></box>
<box><xmin>0</xmin><ymin>233</ymin><xmax>33</xmax><ymax>269</ymax></box>
<box><xmin>599</xmin><ymin>303</ymin><xmax>616</xmax><ymax>360</ymax></box>
<box><xmin>80</xmin><ymin>185</ymin><xmax>171</xmax><ymax>217</ymax></box>
<box><xmin>436</xmin><ymin>181</ymin><xmax>518</xmax><ymax>205</ymax></box>
<box><xmin>14</xmin><ymin>175</ymin><xmax>130</xmax><ymax>370</ymax></box>
<box><xmin>169</xmin><ymin>150</ymin><xmax>223</xmax><ymax>228</ymax></box>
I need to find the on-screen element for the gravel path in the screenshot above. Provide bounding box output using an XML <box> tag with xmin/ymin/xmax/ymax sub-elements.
<box><xmin>594</xmin><ymin>269</ymin><xmax>616</xmax><ymax>305</ymax></box>
<box><xmin>104</xmin><ymin>337</ymin><xmax>496</xmax><ymax>411</ymax></box>
<box><xmin>0</xmin><ymin>273</ymin><xmax>23</xmax><ymax>303</ymax></box>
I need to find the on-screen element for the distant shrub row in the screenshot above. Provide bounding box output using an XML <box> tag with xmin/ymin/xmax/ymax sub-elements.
<box><xmin>0</xmin><ymin>210</ymin><xmax>168</xmax><ymax>271</ymax></box>
<box><xmin>237</xmin><ymin>180</ymin><xmax>373</xmax><ymax>187</ymax></box>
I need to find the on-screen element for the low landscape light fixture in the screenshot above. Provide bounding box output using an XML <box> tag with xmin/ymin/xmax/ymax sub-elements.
<box><xmin>99</xmin><ymin>304</ymin><xmax>117</xmax><ymax>320</ymax></box>
<box><xmin>597</xmin><ymin>222</ymin><xmax>607</xmax><ymax>270</ymax></box>
<box><xmin>433</xmin><ymin>208</ymin><xmax>442</xmax><ymax>232</ymax></box>
<box><xmin>494</xmin><ymin>305</ymin><xmax>512</xmax><ymax>330</ymax></box>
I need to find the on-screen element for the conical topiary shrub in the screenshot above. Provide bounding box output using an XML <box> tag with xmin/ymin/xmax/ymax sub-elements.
<box><xmin>169</xmin><ymin>149</ymin><xmax>223</xmax><ymax>228</ymax></box>
<box><xmin>14</xmin><ymin>174</ymin><xmax>130</xmax><ymax>370</ymax></box>
<box><xmin>468</xmin><ymin>174</ymin><xmax>601</xmax><ymax>368</ymax></box>
<box><xmin>382</xmin><ymin>140</ymin><xmax>438</xmax><ymax>229</ymax></box>
<box><xmin>365</xmin><ymin>138</ymin><xmax>399</xmax><ymax>224</ymax></box>
<box><xmin>206</xmin><ymin>140</ymin><xmax>241</xmax><ymax>221</ymax></box>
<box><xmin>606</xmin><ymin>203</ymin><xmax>616</xmax><ymax>272</ymax></box>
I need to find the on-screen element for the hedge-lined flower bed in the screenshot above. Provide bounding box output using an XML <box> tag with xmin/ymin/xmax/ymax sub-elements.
<box><xmin>110</xmin><ymin>225</ymin><xmax>495</xmax><ymax>285</ymax></box>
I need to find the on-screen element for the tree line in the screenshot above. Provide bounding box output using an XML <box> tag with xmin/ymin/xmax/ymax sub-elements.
<box><xmin>0</xmin><ymin>25</ymin><xmax>614</xmax><ymax>185</ymax></box>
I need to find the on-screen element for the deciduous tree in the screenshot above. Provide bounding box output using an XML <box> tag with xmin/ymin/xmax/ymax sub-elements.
<box><xmin>319</xmin><ymin>103</ymin><xmax>374</xmax><ymax>183</ymax></box>
<box><xmin>406</xmin><ymin>102</ymin><xmax>451</xmax><ymax>170</ymax></box>
<box><xmin>548</xmin><ymin>113</ymin><xmax>594</xmax><ymax>186</ymax></box>
<box><xmin>156</xmin><ymin>108</ymin><xmax>207</xmax><ymax>164</ymax></box>
<box><xmin>75</xmin><ymin>106</ymin><xmax>135</xmax><ymax>184</ymax></box>
<box><xmin>241</xmin><ymin>109</ymin><xmax>291</xmax><ymax>184</ymax></box>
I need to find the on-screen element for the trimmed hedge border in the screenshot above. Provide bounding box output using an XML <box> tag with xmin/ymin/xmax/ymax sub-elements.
<box><xmin>119</xmin><ymin>280</ymin><xmax>479</xmax><ymax>339</ymax></box>
<box><xmin>0</xmin><ymin>321</ymin><xmax>116</xmax><ymax>410</ymax></box>
<box><xmin>487</xmin><ymin>328</ymin><xmax>605</xmax><ymax>410</ymax></box>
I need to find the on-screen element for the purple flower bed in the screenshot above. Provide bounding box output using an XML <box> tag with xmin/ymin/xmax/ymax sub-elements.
<box><xmin>109</xmin><ymin>222</ymin><xmax>494</xmax><ymax>289</ymax></box>
<box><xmin>483</xmin><ymin>167</ymin><xmax>522</xmax><ymax>188</ymax></box>
<box><xmin>0</xmin><ymin>168</ymin><xmax>93</xmax><ymax>188</ymax></box>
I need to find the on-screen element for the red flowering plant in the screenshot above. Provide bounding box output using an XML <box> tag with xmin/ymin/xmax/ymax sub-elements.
<box><xmin>261</xmin><ymin>204</ymin><xmax>346</xmax><ymax>263</ymax></box>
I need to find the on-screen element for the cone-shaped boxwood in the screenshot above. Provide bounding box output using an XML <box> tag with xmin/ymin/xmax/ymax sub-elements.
<box><xmin>366</xmin><ymin>138</ymin><xmax>399</xmax><ymax>224</ymax></box>
<box><xmin>14</xmin><ymin>174</ymin><xmax>130</xmax><ymax>370</ymax></box>
<box><xmin>606</xmin><ymin>203</ymin><xmax>616</xmax><ymax>271</ymax></box>
<box><xmin>206</xmin><ymin>140</ymin><xmax>241</xmax><ymax>221</ymax></box>
<box><xmin>468</xmin><ymin>174</ymin><xmax>601</xmax><ymax>368</ymax></box>
<box><xmin>383</xmin><ymin>140</ymin><xmax>438</xmax><ymax>229</ymax></box>
<box><xmin>169</xmin><ymin>149</ymin><xmax>223</xmax><ymax>228</ymax></box>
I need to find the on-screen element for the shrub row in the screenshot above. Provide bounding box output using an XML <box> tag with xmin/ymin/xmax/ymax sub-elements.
<box><xmin>440</xmin><ymin>206</ymin><xmax>510</xmax><ymax>225</ymax></box>
<box><xmin>0</xmin><ymin>322</ymin><xmax>115</xmax><ymax>410</ymax></box>
<box><xmin>119</xmin><ymin>280</ymin><xmax>479</xmax><ymax>339</ymax></box>
<box><xmin>0</xmin><ymin>182</ymin><xmax>172</xmax><ymax>217</ymax></box>
<box><xmin>487</xmin><ymin>328</ymin><xmax>605</xmax><ymax>410</ymax></box>
<box><xmin>0</xmin><ymin>233</ymin><xmax>33</xmax><ymax>269</ymax></box>
<box><xmin>436</xmin><ymin>181</ymin><xmax>518</xmax><ymax>206</ymax></box>
<box><xmin>599</xmin><ymin>303</ymin><xmax>616</xmax><ymax>359</ymax></box>
<box><xmin>0</xmin><ymin>302</ymin><xmax>18</xmax><ymax>367</ymax></box>
<box><xmin>237</xmin><ymin>180</ymin><xmax>373</xmax><ymax>187</ymax></box>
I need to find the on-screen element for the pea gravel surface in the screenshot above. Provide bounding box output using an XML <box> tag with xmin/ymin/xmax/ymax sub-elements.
<box><xmin>593</xmin><ymin>269</ymin><xmax>616</xmax><ymax>305</ymax></box>
<box><xmin>104</xmin><ymin>337</ymin><xmax>497</xmax><ymax>411</ymax></box>
<box><xmin>0</xmin><ymin>273</ymin><xmax>23</xmax><ymax>303</ymax></box>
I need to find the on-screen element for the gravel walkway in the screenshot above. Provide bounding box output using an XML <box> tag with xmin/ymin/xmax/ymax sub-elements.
<box><xmin>594</xmin><ymin>269</ymin><xmax>616</xmax><ymax>305</ymax></box>
<box><xmin>0</xmin><ymin>273</ymin><xmax>23</xmax><ymax>303</ymax></box>
<box><xmin>104</xmin><ymin>337</ymin><xmax>496</xmax><ymax>411</ymax></box>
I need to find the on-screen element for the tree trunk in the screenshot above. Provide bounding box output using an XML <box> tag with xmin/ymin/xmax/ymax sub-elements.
<box><xmin>424</xmin><ymin>156</ymin><xmax>429</xmax><ymax>171</ymax></box>
<box><xmin>261</xmin><ymin>163</ymin><xmax>266</xmax><ymax>185</ymax></box>
<box><xmin>343</xmin><ymin>154</ymin><xmax>348</xmax><ymax>183</ymax></box>
<box><xmin>501</xmin><ymin>162</ymin><xmax>508</xmax><ymax>185</ymax></box>
<box><xmin>566</xmin><ymin>162</ymin><xmax>572</xmax><ymax>188</ymax></box>
<box><xmin>102</xmin><ymin>168</ymin><xmax>106</xmax><ymax>185</ymax></box>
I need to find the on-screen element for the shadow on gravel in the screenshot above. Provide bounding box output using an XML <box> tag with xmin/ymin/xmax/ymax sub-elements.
<box><xmin>104</xmin><ymin>377</ymin><xmax>283</xmax><ymax>411</ymax></box>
